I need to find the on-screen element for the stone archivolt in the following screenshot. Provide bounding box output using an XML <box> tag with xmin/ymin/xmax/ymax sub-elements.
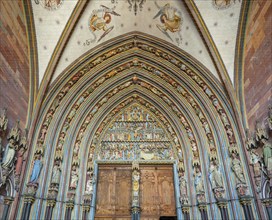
<box><xmin>23</xmin><ymin>35</ymin><xmax>250</xmax><ymax>217</ymax></box>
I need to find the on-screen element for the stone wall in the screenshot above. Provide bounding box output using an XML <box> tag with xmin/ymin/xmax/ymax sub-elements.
<box><xmin>244</xmin><ymin>1</ymin><xmax>272</xmax><ymax>130</ymax></box>
<box><xmin>0</xmin><ymin>0</ymin><xmax>30</xmax><ymax>129</ymax></box>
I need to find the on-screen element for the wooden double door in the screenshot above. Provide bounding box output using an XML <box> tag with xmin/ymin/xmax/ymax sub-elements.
<box><xmin>95</xmin><ymin>164</ymin><xmax>176</xmax><ymax>220</ymax></box>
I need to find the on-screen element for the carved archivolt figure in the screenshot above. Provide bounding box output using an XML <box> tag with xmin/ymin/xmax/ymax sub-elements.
<box><xmin>1</xmin><ymin>139</ymin><xmax>16</xmax><ymax>169</ymax></box>
<box><xmin>70</xmin><ymin>166</ymin><xmax>79</xmax><ymax>190</ymax></box>
<box><xmin>29</xmin><ymin>157</ymin><xmax>43</xmax><ymax>183</ymax></box>
<box><xmin>231</xmin><ymin>155</ymin><xmax>246</xmax><ymax>184</ymax></box>
<box><xmin>194</xmin><ymin>168</ymin><xmax>205</xmax><ymax>194</ymax></box>
<box><xmin>85</xmin><ymin>179</ymin><xmax>94</xmax><ymax>194</ymax></box>
<box><xmin>209</xmin><ymin>164</ymin><xmax>224</xmax><ymax>189</ymax></box>
<box><xmin>51</xmin><ymin>164</ymin><xmax>61</xmax><ymax>185</ymax></box>
<box><xmin>179</xmin><ymin>175</ymin><xmax>188</xmax><ymax>204</ymax></box>
<box><xmin>0</xmin><ymin>108</ymin><xmax>8</xmax><ymax>132</ymax></box>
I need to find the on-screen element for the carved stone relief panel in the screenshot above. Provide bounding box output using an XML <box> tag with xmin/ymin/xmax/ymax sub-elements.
<box><xmin>98</xmin><ymin>104</ymin><xmax>174</xmax><ymax>161</ymax></box>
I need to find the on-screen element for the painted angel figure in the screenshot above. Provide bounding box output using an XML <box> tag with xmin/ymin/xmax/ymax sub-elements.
<box><xmin>153</xmin><ymin>2</ymin><xmax>182</xmax><ymax>43</ymax></box>
<box><xmin>89</xmin><ymin>5</ymin><xmax>120</xmax><ymax>42</ymax></box>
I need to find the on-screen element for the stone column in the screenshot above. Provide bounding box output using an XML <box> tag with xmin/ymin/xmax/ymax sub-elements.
<box><xmin>44</xmin><ymin>199</ymin><xmax>56</xmax><ymax>220</ymax></box>
<box><xmin>82</xmin><ymin>194</ymin><xmax>92</xmax><ymax>220</ymax></box>
<box><xmin>217</xmin><ymin>200</ymin><xmax>229</xmax><ymax>220</ymax></box>
<box><xmin>131</xmin><ymin>206</ymin><xmax>141</xmax><ymax>220</ymax></box>
<box><xmin>173</xmin><ymin>163</ymin><xmax>183</xmax><ymax>220</ymax></box>
<box><xmin>261</xmin><ymin>198</ymin><xmax>272</xmax><ymax>220</ymax></box>
<box><xmin>90</xmin><ymin>163</ymin><xmax>98</xmax><ymax>220</ymax></box>
<box><xmin>65</xmin><ymin>191</ymin><xmax>76</xmax><ymax>220</ymax></box>
<box><xmin>1</xmin><ymin>196</ymin><xmax>14</xmax><ymax>220</ymax></box>
<box><xmin>198</xmin><ymin>204</ymin><xmax>208</xmax><ymax>220</ymax></box>
<box><xmin>20</xmin><ymin>183</ymin><xmax>38</xmax><ymax>220</ymax></box>
<box><xmin>131</xmin><ymin>161</ymin><xmax>140</xmax><ymax>220</ymax></box>
<box><xmin>181</xmin><ymin>205</ymin><xmax>190</xmax><ymax>220</ymax></box>
<box><xmin>65</xmin><ymin>202</ymin><xmax>74</xmax><ymax>220</ymax></box>
<box><xmin>239</xmin><ymin>197</ymin><xmax>254</xmax><ymax>220</ymax></box>
<box><xmin>44</xmin><ymin>187</ymin><xmax>58</xmax><ymax>220</ymax></box>
<box><xmin>21</xmin><ymin>195</ymin><xmax>35</xmax><ymax>220</ymax></box>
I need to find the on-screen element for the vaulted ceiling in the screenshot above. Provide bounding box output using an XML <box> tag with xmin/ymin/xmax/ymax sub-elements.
<box><xmin>31</xmin><ymin>0</ymin><xmax>243</xmax><ymax>90</ymax></box>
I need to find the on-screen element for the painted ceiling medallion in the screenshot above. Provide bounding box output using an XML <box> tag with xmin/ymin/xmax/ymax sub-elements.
<box><xmin>86</xmin><ymin>5</ymin><xmax>120</xmax><ymax>44</ymax></box>
<box><xmin>212</xmin><ymin>0</ymin><xmax>239</xmax><ymax>10</ymax></box>
<box><xmin>35</xmin><ymin>0</ymin><xmax>63</xmax><ymax>10</ymax></box>
<box><xmin>153</xmin><ymin>2</ymin><xmax>183</xmax><ymax>45</ymax></box>
<box><xmin>127</xmin><ymin>0</ymin><xmax>146</xmax><ymax>15</ymax></box>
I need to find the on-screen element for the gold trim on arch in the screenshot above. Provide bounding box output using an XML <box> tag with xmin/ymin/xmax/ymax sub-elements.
<box><xmin>23</xmin><ymin>0</ymin><xmax>39</xmax><ymax>130</ymax></box>
<box><xmin>234</xmin><ymin>0</ymin><xmax>251</xmax><ymax>129</ymax></box>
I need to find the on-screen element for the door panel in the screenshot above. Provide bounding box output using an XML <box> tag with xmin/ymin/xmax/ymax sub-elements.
<box><xmin>140</xmin><ymin>165</ymin><xmax>176</xmax><ymax>219</ymax></box>
<box><xmin>95</xmin><ymin>165</ymin><xmax>176</xmax><ymax>219</ymax></box>
<box><xmin>95</xmin><ymin>165</ymin><xmax>131</xmax><ymax>219</ymax></box>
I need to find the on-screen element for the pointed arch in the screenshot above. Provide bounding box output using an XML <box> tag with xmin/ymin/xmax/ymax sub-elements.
<box><xmin>19</xmin><ymin>33</ymin><xmax>255</xmax><ymax>220</ymax></box>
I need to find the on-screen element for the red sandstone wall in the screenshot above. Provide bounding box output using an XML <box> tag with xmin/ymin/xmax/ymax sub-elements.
<box><xmin>244</xmin><ymin>1</ymin><xmax>272</xmax><ymax>131</ymax></box>
<box><xmin>0</xmin><ymin>0</ymin><xmax>30</xmax><ymax>129</ymax></box>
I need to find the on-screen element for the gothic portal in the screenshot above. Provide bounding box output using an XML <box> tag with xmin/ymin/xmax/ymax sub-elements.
<box><xmin>16</xmin><ymin>34</ymin><xmax>258</xmax><ymax>219</ymax></box>
<box><xmin>0</xmin><ymin>1</ymin><xmax>272</xmax><ymax>219</ymax></box>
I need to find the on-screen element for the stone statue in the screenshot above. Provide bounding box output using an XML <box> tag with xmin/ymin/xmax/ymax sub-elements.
<box><xmin>209</xmin><ymin>164</ymin><xmax>224</xmax><ymax>189</ymax></box>
<box><xmin>85</xmin><ymin>179</ymin><xmax>93</xmax><ymax>194</ymax></box>
<box><xmin>231</xmin><ymin>154</ymin><xmax>246</xmax><ymax>184</ymax></box>
<box><xmin>29</xmin><ymin>156</ymin><xmax>43</xmax><ymax>183</ymax></box>
<box><xmin>0</xmin><ymin>108</ymin><xmax>8</xmax><ymax>132</ymax></box>
<box><xmin>70</xmin><ymin>166</ymin><xmax>79</xmax><ymax>190</ymax></box>
<box><xmin>262</xmin><ymin>139</ymin><xmax>272</xmax><ymax>168</ymax></box>
<box><xmin>255</xmin><ymin>121</ymin><xmax>268</xmax><ymax>141</ymax></box>
<box><xmin>132</xmin><ymin>170</ymin><xmax>140</xmax><ymax>206</ymax></box>
<box><xmin>249</xmin><ymin>149</ymin><xmax>261</xmax><ymax>177</ymax></box>
<box><xmin>8</xmin><ymin>120</ymin><xmax>20</xmax><ymax>142</ymax></box>
<box><xmin>1</xmin><ymin>139</ymin><xmax>16</xmax><ymax>169</ymax></box>
<box><xmin>179</xmin><ymin>175</ymin><xmax>188</xmax><ymax>204</ymax></box>
<box><xmin>51</xmin><ymin>164</ymin><xmax>61</xmax><ymax>185</ymax></box>
<box><xmin>194</xmin><ymin>168</ymin><xmax>204</xmax><ymax>194</ymax></box>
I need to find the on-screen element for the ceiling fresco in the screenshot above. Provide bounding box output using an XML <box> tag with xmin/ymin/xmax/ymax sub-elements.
<box><xmin>31</xmin><ymin>0</ymin><xmax>243</xmax><ymax>86</ymax></box>
<box><xmin>31</xmin><ymin>0</ymin><xmax>78</xmax><ymax>84</ymax></box>
<box><xmin>194</xmin><ymin>0</ymin><xmax>242</xmax><ymax>83</ymax></box>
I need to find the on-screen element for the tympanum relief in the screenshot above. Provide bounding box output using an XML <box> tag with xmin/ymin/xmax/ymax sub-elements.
<box><xmin>97</xmin><ymin>105</ymin><xmax>174</xmax><ymax>161</ymax></box>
